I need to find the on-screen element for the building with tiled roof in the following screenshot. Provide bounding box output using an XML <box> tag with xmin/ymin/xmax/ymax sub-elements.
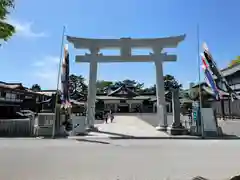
<box><xmin>95</xmin><ymin>84</ymin><xmax>172</xmax><ymax>113</ymax></box>
<box><xmin>0</xmin><ymin>81</ymin><xmax>53</xmax><ymax>118</ymax></box>
<box><xmin>190</xmin><ymin>63</ymin><xmax>240</xmax><ymax>98</ymax></box>
<box><xmin>187</xmin><ymin>63</ymin><xmax>240</xmax><ymax>117</ymax></box>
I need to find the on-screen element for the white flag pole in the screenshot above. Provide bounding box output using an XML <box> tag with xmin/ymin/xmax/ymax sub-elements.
<box><xmin>197</xmin><ymin>24</ymin><xmax>204</xmax><ymax>138</ymax></box>
<box><xmin>52</xmin><ymin>26</ymin><xmax>66</xmax><ymax>138</ymax></box>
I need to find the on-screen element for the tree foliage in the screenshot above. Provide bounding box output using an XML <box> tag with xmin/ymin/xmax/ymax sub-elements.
<box><xmin>95</xmin><ymin>79</ymin><xmax>145</xmax><ymax>93</ymax></box>
<box><xmin>0</xmin><ymin>0</ymin><xmax>15</xmax><ymax>43</ymax></box>
<box><xmin>54</xmin><ymin>74</ymin><xmax>182</xmax><ymax>100</ymax></box>
<box><xmin>31</xmin><ymin>84</ymin><xmax>41</xmax><ymax>92</ymax></box>
<box><xmin>113</xmin><ymin>79</ymin><xmax>144</xmax><ymax>92</ymax></box>
<box><xmin>164</xmin><ymin>74</ymin><xmax>182</xmax><ymax>91</ymax></box>
<box><xmin>229</xmin><ymin>56</ymin><xmax>240</xmax><ymax>67</ymax></box>
<box><xmin>69</xmin><ymin>74</ymin><xmax>88</xmax><ymax>100</ymax></box>
<box><xmin>93</xmin><ymin>75</ymin><xmax>181</xmax><ymax>95</ymax></box>
<box><xmin>142</xmin><ymin>84</ymin><xmax>156</xmax><ymax>93</ymax></box>
<box><xmin>188</xmin><ymin>84</ymin><xmax>212</xmax><ymax>102</ymax></box>
<box><xmin>142</xmin><ymin>74</ymin><xmax>181</xmax><ymax>94</ymax></box>
<box><xmin>96</xmin><ymin>80</ymin><xmax>114</xmax><ymax>93</ymax></box>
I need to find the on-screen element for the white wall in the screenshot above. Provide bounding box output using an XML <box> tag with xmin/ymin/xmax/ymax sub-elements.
<box><xmin>103</xmin><ymin>99</ymin><xmax>144</xmax><ymax>104</ymax></box>
<box><xmin>0</xmin><ymin>91</ymin><xmax>21</xmax><ymax>102</ymax></box>
<box><xmin>103</xmin><ymin>100</ymin><xmax>120</xmax><ymax>104</ymax></box>
<box><xmin>127</xmin><ymin>100</ymin><xmax>143</xmax><ymax>104</ymax></box>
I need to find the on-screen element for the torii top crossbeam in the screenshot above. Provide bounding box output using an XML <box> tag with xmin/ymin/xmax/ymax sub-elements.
<box><xmin>67</xmin><ymin>35</ymin><xmax>186</xmax><ymax>49</ymax></box>
<box><xmin>66</xmin><ymin>34</ymin><xmax>186</xmax><ymax>62</ymax></box>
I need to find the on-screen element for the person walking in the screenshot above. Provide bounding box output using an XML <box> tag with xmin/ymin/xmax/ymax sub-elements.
<box><xmin>110</xmin><ymin>110</ymin><xmax>114</xmax><ymax>123</ymax></box>
<box><xmin>188</xmin><ymin>108</ymin><xmax>192</xmax><ymax>125</ymax></box>
<box><xmin>104</xmin><ymin>111</ymin><xmax>108</xmax><ymax>123</ymax></box>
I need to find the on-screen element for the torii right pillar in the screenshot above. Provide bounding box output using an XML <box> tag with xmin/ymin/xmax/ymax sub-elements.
<box><xmin>154</xmin><ymin>53</ymin><xmax>187</xmax><ymax>135</ymax></box>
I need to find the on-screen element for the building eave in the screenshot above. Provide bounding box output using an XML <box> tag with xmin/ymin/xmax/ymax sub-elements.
<box><xmin>96</xmin><ymin>95</ymin><xmax>152</xmax><ymax>100</ymax></box>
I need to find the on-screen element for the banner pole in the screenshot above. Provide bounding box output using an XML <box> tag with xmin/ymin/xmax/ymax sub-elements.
<box><xmin>197</xmin><ymin>24</ymin><xmax>205</xmax><ymax>138</ymax></box>
<box><xmin>52</xmin><ymin>26</ymin><xmax>66</xmax><ymax>138</ymax></box>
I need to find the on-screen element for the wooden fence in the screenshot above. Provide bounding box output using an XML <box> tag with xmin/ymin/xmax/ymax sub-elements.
<box><xmin>210</xmin><ymin>99</ymin><xmax>240</xmax><ymax>118</ymax></box>
<box><xmin>0</xmin><ymin>117</ymin><xmax>34</xmax><ymax>137</ymax></box>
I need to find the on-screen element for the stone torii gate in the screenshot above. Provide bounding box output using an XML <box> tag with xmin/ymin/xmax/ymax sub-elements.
<box><xmin>67</xmin><ymin>35</ymin><xmax>186</xmax><ymax>131</ymax></box>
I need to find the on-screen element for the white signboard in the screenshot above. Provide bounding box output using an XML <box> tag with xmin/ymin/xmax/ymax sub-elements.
<box><xmin>71</xmin><ymin>116</ymin><xmax>86</xmax><ymax>136</ymax></box>
<box><xmin>202</xmin><ymin>108</ymin><xmax>218</xmax><ymax>134</ymax></box>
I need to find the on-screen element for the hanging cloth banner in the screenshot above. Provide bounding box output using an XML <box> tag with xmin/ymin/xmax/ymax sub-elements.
<box><xmin>201</xmin><ymin>55</ymin><xmax>220</xmax><ymax>100</ymax></box>
<box><xmin>201</xmin><ymin>42</ymin><xmax>238</xmax><ymax>101</ymax></box>
<box><xmin>61</xmin><ymin>44</ymin><xmax>71</xmax><ymax>109</ymax></box>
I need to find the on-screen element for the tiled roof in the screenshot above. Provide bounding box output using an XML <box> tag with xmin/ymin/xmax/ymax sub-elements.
<box><xmin>35</xmin><ymin>91</ymin><xmax>57</xmax><ymax>96</ymax></box>
<box><xmin>0</xmin><ymin>81</ymin><xmax>25</xmax><ymax>90</ymax></box>
<box><xmin>210</xmin><ymin>63</ymin><xmax>240</xmax><ymax>79</ymax></box>
<box><xmin>0</xmin><ymin>81</ymin><xmax>55</xmax><ymax>96</ymax></box>
<box><xmin>191</xmin><ymin>63</ymin><xmax>240</xmax><ymax>88</ymax></box>
<box><xmin>107</xmin><ymin>85</ymin><xmax>139</xmax><ymax>96</ymax></box>
<box><xmin>220</xmin><ymin>63</ymin><xmax>240</xmax><ymax>77</ymax></box>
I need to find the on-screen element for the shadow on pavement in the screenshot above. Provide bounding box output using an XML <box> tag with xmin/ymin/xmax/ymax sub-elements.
<box><xmin>92</xmin><ymin>129</ymin><xmax>135</xmax><ymax>138</ymax></box>
<box><xmin>75</xmin><ymin>139</ymin><xmax>111</xmax><ymax>145</ymax></box>
<box><xmin>94</xmin><ymin>120</ymin><xmax>105</xmax><ymax>125</ymax></box>
<box><xmin>109</xmin><ymin>135</ymin><xmax>240</xmax><ymax>140</ymax></box>
<box><xmin>90</xmin><ymin>129</ymin><xmax>240</xmax><ymax>140</ymax></box>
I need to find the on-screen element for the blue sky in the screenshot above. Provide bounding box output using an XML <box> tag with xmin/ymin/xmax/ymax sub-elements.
<box><xmin>1</xmin><ymin>0</ymin><xmax>240</xmax><ymax>89</ymax></box>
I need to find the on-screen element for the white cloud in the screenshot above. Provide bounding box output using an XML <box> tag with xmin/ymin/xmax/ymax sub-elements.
<box><xmin>32</xmin><ymin>56</ymin><xmax>61</xmax><ymax>89</ymax></box>
<box><xmin>6</xmin><ymin>18</ymin><xmax>47</xmax><ymax>38</ymax></box>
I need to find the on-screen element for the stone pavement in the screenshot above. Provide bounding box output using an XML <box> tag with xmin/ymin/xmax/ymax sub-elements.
<box><xmin>70</xmin><ymin>114</ymin><xmax>240</xmax><ymax>140</ymax></box>
<box><xmin>218</xmin><ymin>119</ymin><xmax>240</xmax><ymax>137</ymax></box>
<box><xmin>1</xmin><ymin>138</ymin><xmax>240</xmax><ymax>180</ymax></box>
<box><xmin>70</xmin><ymin>114</ymin><xmax>199</xmax><ymax>140</ymax></box>
<box><xmin>95</xmin><ymin>115</ymin><xmax>169</xmax><ymax>137</ymax></box>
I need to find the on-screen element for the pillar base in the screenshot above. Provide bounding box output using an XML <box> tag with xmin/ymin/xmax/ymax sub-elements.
<box><xmin>168</xmin><ymin>123</ymin><xmax>188</xmax><ymax>135</ymax></box>
<box><xmin>156</xmin><ymin>125</ymin><xmax>168</xmax><ymax>132</ymax></box>
<box><xmin>86</xmin><ymin>125</ymin><xmax>99</xmax><ymax>132</ymax></box>
<box><xmin>168</xmin><ymin>127</ymin><xmax>188</xmax><ymax>135</ymax></box>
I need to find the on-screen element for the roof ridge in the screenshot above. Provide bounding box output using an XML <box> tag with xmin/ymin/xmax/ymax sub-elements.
<box><xmin>107</xmin><ymin>85</ymin><xmax>139</xmax><ymax>96</ymax></box>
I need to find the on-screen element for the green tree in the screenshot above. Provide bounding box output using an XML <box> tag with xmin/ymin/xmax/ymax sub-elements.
<box><xmin>188</xmin><ymin>84</ymin><xmax>210</xmax><ymax>103</ymax></box>
<box><xmin>142</xmin><ymin>85</ymin><xmax>156</xmax><ymax>93</ymax></box>
<box><xmin>229</xmin><ymin>56</ymin><xmax>240</xmax><ymax>67</ymax></box>
<box><xmin>69</xmin><ymin>74</ymin><xmax>88</xmax><ymax>100</ymax></box>
<box><xmin>96</xmin><ymin>80</ymin><xmax>113</xmax><ymax>93</ymax></box>
<box><xmin>113</xmin><ymin>79</ymin><xmax>144</xmax><ymax>92</ymax></box>
<box><xmin>164</xmin><ymin>74</ymin><xmax>182</xmax><ymax>91</ymax></box>
<box><xmin>142</xmin><ymin>74</ymin><xmax>181</xmax><ymax>93</ymax></box>
<box><xmin>0</xmin><ymin>0</ymin><xmax>15</xmax><ymax>43</ymax></box>
<box><xmin>31</xmin><ymin>84</ymin><xmax>41</xmax><ymax>92</ymax></box>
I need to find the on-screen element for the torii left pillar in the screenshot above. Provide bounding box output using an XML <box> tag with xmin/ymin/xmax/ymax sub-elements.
<box><xmin>86</xmin><ymin>52</ymin><xmax>98</xmax><ymax>129</ymax></box>
<box><xmin>153</xmin><ymin>54</ymin><xmax>168</xmax><ymax>130</ymax></box>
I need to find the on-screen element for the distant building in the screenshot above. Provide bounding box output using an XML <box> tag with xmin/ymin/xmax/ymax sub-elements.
<box><xmin>0</xmin><ymin>80</ymin><xmax>176</xmax><ymax>115</ymax></box>
<box><xmin>190</xmin><ymin>63</ymin><xmax>240</xmax><ymax>98</ymax></box>
<box><xmin>218</xmin><ymin>63</ymin><xmax>240</xmax><ymax>95</ymax></box>
<box><xmin>37</xmin><ymin>85</ymin><xmax>173</xmax><ymax>113</ymax></box>
<box><xmin>189</xmin><ymin>82</ymin><xmax>195</xmax><ymax>89</ymax></box>
<box><xmin>0</xmin><ymin>81</ymin><xmax>49</xmax><ymax>118</ymax></box>
<box><xmin>187</xmin><ymin>63</ymin><xmax>240</xmax><ymax>117</ymax></box>
<box><xmin>95</xmin><ymin>85</ymin><xmax>172</xmax><ymax>113</ymax></box>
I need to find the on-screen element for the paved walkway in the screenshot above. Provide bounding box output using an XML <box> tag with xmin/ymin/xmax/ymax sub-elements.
<box><xmin>69</xmin><ymin>114</ymin><xmax>199</xmax><ymax>140</ymax></box>
<box><xmin>93</xmin><ymin>115</ymin><xmax>169</xmax><ymax>138</ymax></box>
<box><xmin>70</xmin><ymin>114</ymin><xmax>240</xmax><ymax>140</ymax></box>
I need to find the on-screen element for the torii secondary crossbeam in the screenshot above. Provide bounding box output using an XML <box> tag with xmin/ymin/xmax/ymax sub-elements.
<box><xmin>67</xmin><ymin>35</ymin><xmax>186</xmax><ymax>131</ymax></box>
